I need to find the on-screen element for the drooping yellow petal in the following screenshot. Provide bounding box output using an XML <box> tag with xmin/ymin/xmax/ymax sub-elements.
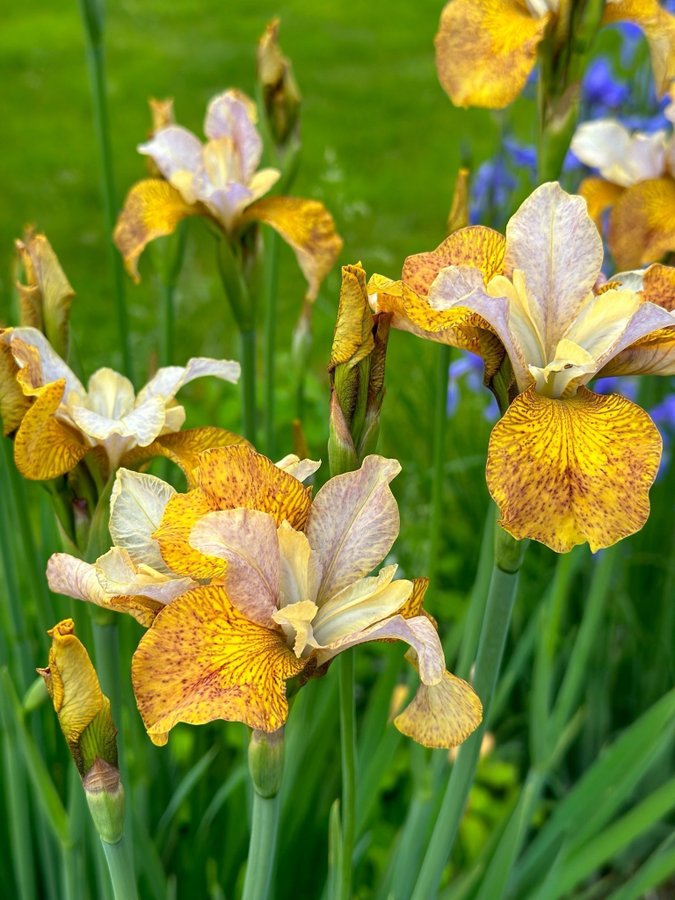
<box><xmin>38</xmin><ymin>619</ymin><xmax>117</xmax><ymax>776</ymax></box>
<box><xmin>402</xmin><ymin>226</ymin><xmax>506</xmax><ymax>297</ymax></box>
<box><xmin>114</xmin><ymin>179</ymin><xmax>201</xmax><ymax>282</ymax></box>
<box><xmin>609</xmin><ymin>177</ymin><xmax>675</xmax><ymax>269</ymax></box>
<box><xmin>394</xmin><ymin>668</ymin><xmax>483</xmax><ymax>749</ymax></box>
<box><xmin>486</xmin><ymin>387</ymin><xmax>662</xmax><ymax>553</ymax></box>
<box><xmin>14</xmin><ymin>379</ymin><xmax>87</xmax><ymax>480</ymax></box>
<box><xmin>131</xmin><ymin>585</ymin><xmax>306</xmax><ymax>744</ymax></box>
<box><xmin>196</xmin><ymin>445</ymin><xmax>313</xmax><ymax>530</ymax></box>
<box><xmin>603</xmin><ymin>0</ymin><xmax>675</xmax><ymax>95</ymax></box>
<box><xmin>0</xmin><ymin>336</ymin><xmax>30</xmax><ymax>435</ymax></box>
<box><xmin>242</xmin><ymin>195</ymin><xmax>342</xmax><ymax>300</ymax></box>
<box><xmin>121</xmin><ymin>426</ymin><xmax>248</xmax><ymax>488</ymax></box>
<box><xmin>435</xmin><ymin>0</ymin><xmax>550</xmax><ymax>109</ymax></box>
<box><xmin>577</xmin><ymin>177</ymin><xmax>626</xmax><ymax>229</ymax></box>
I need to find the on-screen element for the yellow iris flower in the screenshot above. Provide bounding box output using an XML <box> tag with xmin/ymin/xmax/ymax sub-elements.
<box><xmin>52</xmin><ymin>444</ymin><xmax>482</xmax><ymax>749</ymax></box>
<box><xmin>114</xmin><ymin>89</ymin><xmax>342</xmax><ymax>300</ymax></box>
<box><xmin>571</xmin><ymin>98</ymin><xmax>675</xmax><ymax>268</ymax></box>
<box><xmin>435</xmin><ymin>0</ymin><xmax>675</xmax><ymax>109</ymax></box>
<box><xmin>0</xmin><ymin>325</ymin><xmax>243</xmax><ymax>482</ymax></box>
<box><xmin>369</xmin><ymin>182</ymin><xmax>675</xmax><ymax>553</ymax></box>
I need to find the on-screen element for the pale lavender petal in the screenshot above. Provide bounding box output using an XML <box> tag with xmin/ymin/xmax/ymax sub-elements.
<box><xmin>47</xmin><ymin>554</ymin><xmax>109</xmax><ymax>607</ymax></box>
<box><xmin>138</xmin><ymin>125</ymin><xmax>203</xmax><ymax>196</ymax></box>
<box><xmin>203</xmin><ymin>90</ymin><xmax>262</xmax><ymax>180</ymax></box>
<box><xmin>8</xmin><ymin>326</ymin><xmax>84</xmax><ymax>396</ymax></box>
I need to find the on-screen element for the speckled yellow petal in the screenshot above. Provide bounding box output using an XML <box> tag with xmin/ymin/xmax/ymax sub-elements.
<box><xmin>402</xmin><ymin>226</ymin><xmax>506</xmax><ymax>297</ymax></box>
<box><xmin>435</xmin><ymin>0</ymin><xmax>550</xmax><ymax>109</ymax></box>
<box><xmin>329</xmin><ymin>263</ymin><xmax>374</xmax><ymax>369</ymax></box>
<box><xmin>38</xmin><ymin>619</ymin><xmax>117</xmax><ymax>776</ymax></box>
<box><xmin>114</xmin><ymin>179</ymin><xmax>201</xmax><ymax>282</ymax></box>
<box><xmin>196</xmin><ymin>445</ymin><xmax>313</xmax><ymax>529</ymax></box>
<box><xmin>578</xmin><ymin>177</ymin><xmax>626</xmax><ymax>229</ymax></box>
<box><xmin>394</xmin><ymin>668</ymin><xmax>482</xmax><ymax>749</ymax></box>
<box><xmin>486</xmin><ymin>387</ymin><xmax>662</xmax><ymax>553</ymax></box>
<box><xmin>16</xmin><ymin>232</ymin><xmax>75</xmax><ymax>357</ymax></box>
<box><xmin>153</xmin><ymin>490</ymin><xmax>215</xmax><ymax>578</ymax></box>
<box><xmin>603</xmin><ymin>0</ymin><xmax>675</xmax><ymax>95</ymax></box>
<box><xmin>609</xmin><ymin>178</ymin><xmax>675</xmax><ymax>269</ymax></box>
<box><xmin>14</xmin><ymin>379</ymin><xmax>87</xmax><ymax>480</ymax></box>
<box><xmin>243</xmin><ymin>195</ymin><xmax>342</xmax><ymax>301</ymax></box>
<box><xmin>397</xmin><ymin>577</ymin><xmax>429</xmax><ymax>620</ymax></box>
<box><xmin>122</xmin><ymin>426</ymin><xmax>249</xmax><ymax>488</ymax></box>
<box><xmin>131</xmin><ymin>584</ymin><xmax>306</xmax><ymax>744</ymax></box>
<box><xmin>643</xmin><ymin>263</ymin><xmax>675</xmax><ymax>312</ymax></box>
<box><xmin>0</xmin><ymin>336</ymin><xmax>30</xmax><ymax>435</ymax></box>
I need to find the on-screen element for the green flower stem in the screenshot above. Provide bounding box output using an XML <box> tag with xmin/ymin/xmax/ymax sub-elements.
<box><xmin>3</xmin><ymin>735</ymin><xmax>36</xmax><ymax>900</ymax></box>
<box><xmin>427</xmin><ymin>345</ymin><xmax>451</xmax><ymax>588</ymax></box>
<box><xmin>101</xmin><ymin>837</ymin><xmax>138</xmax><ymax>900</ymax></box>
<box><xmin>240</xmin><ymin>327</ymin><xmax>258</xmax><ymax>446</ymax></box>
<box><xmin>160</xmin><ymin>280</ymin><xmax>176</xmax><ymax>369</ymax></box>
<box><xmin>241</xmin><ymin>791</ymin><xmax>280</xmax><ymax>900</ymax></box>
<box><xmin>336</xmin><ymin>650</ymin><xmax>357</xmax><ymax>900</ymax></box>
<box><xmin>263</xmin><ymin>230</ymin><xmax>280</xmax><ymax>456</ymax></box>
<box><xmin>411</xmin><ymin>522</ymin><xmax>525</xmax><ymax>900</ymax></box>
<box><xmin>78</xmin><ymin>0</ymin><xmax>133</xmax><ymax>380</ymax></box>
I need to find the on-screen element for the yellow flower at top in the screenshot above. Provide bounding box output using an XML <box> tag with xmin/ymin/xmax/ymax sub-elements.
<box><xmin>114</xmin><ymin>89</ymin><xmax>342</xmax><ymax>300</ymax></box>
<box><xmin>369</xmin><ymin>182</ymin><xmax>675</xmax><ymax>553</ymax></box>
<box><xmin>435</xmin><ymin>0</ymin><xmax>675</xmax><ymax>109</ymax></box>
<box><xmin>0</xmin><ymin>326</ymin><xmax>243</xmax><ymax>482</ymax></box>
<box><xmin>571</xmin><ymin>95</ymin><xmax>675</xmax><ymax>268</ymax></box>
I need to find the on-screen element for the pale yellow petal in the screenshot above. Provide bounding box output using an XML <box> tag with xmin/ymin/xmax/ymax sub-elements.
<box><xmin>435</xmin><ymin>0</ymin><xmax>550</xmax><ymax>109</ymax></box>
<box><xmin>131</xmin><ymin>585</ymin><xmax>307</xmax><ymax>744</ymax></box>
<box><xmin>486</xmin><ymin>387</ymin><xmax>662</xmax><ymax>553</ymax></box>
<box><xmin>243</xmin><ymin>195</ymin><xmax>342</xmax><ymax>300</ymax></box>
<box><xmin>578</xmin><ymin>177</ymin><xmax>626</xmax><ymax>229</ymax></box>
<box><xmin>114</xmin><ymin>179</ymin><xmax>201</xmax><ymax>282</ymax></box>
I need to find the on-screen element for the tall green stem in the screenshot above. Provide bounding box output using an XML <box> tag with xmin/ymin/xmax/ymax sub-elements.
<box><xmin>240</xmin><ymin>328</ymin><xmax>258</xmax><ymax>446</ymax></box>
<box><xmin>101</xmin><ymin>838</ymin><xmax>138</xmax><ymax>900</ymax></box>
<box><xmin>78</xmin><ymin>0</ymin><xmax>132</xmax><ymax>379</ymax></box>
<box><xmin>336</xmin><ymin>651</ymin><xmax>357</xmax><ymax>900</ymax></box>
<box><xmin>159</xmin><ymin>281</ymin><xmax>175</xmax><ymax>369</ymax></box>
<box><xmin>263</xmin><ymin>232</ymin><xmax>280</xmax><ymax>456</ymax></box>
<box><xmin>411</xmin><ymin>522</ymin><xmax>525</xmax><ymax>899</ymax></box>
<box><xmin>427</xmin><ymin>345</ymin><xmax>451</xmax><ymax>588</ymax></box>
<box><xmin>242</xmin><ymin>792</ymin><xmax>280</xmax><ymax>900</ymax></box>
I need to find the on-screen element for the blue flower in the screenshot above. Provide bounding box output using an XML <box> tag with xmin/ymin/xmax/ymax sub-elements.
<box><xmin>582</xmin><ymin>59</ymin><xmax>629</xmax><ymax>114</ymax></box>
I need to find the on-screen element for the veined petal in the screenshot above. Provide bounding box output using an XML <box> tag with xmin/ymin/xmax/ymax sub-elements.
<box><xmin>96</xmin><ymin>548</ymin><xmax>193</xmax><ymax>605</ymax></box>
<box><xmin>643</xmin><ymin>263</ymin><xmax>675</xmax><ymax>312</ymax></box>
<box><xmin>504</xmin><ymin>183</ymin><xmax>604</xmax><ymax>348</ymax></box>
<box><xmin>277</xmin><ymin>520</ymin><xmax>322</xmax><ymax>608</ymax></box>
<box><xmin>312</xmin><ymin>566</ymin><xmax>412</xmax><ymax>646</ymax></box>
<box><xmin>608</xmin><ymin>177</ymin><xmax>675</xmax><ymax>270</ymax></box>
<box><xmin>8</xmin><ymin>326</ymin><xmax>84</xmax><ymax>395</ymax></box>
<box><xmin>0</xmin><ymin>336</ymin><xmax>31</xmax><ymax>435</ymax></box>
<box><xmin>486</xmin><ymin>387</ymin><xmax>662</xmax><ymax>552</ymax></box>
<box><xmin>131</xmin><ymin>584</ymin><xmax>307</xmax><ymax>744</ymax></box>
<box><xmin>397</xmin><ymin>577</ymin><xmax>431</xmax><ymax>620</ymax></box>
<box><xmin>114</xmin><ymin>179</ymin><xmax>201</xmax><ymax>281</ymax></box>
<box><xmin>190</xmin><ymin>509</ymin><xmax>280</xmax><ymax>624</ymax></box>
<box><xmin>196</xmin><ymin>445</ymin><xmax>313</xmax><ymax>529</ymax></box>
<box><xmin>402</xmin><ymin>226</ymin><xmax>506</xmax><ymax>296</ymax></box>
<box><xmin>122</xmin><ymin>426</ymin><xmax>248</xmax><ymax>488</ymax></box>
<box><xmin>109</xmin><ymin>469</ymin><xmax>176</xmax><ymax>572</ymax></box>
<box><xmin>204</xmin><ymin>90</ymin><xmax>262</xmax><ymax>180</ymax></box>
<box><xmin>243</xmin><ymin>196</ymin><xmax>342</xmax><ymax>301</ymax></box>
<box><xmin>307</xmin><ymin>455</ymin><xmax>401</xmax><ymax>602</ymax></box>
<box><xmin>394</xmin><ymin>666</ymin><xmax>482</xmax><ymax>749</ymax></box>
<box><xmin>578</xmin><ymin>177</ymin><xmax>626</xmax><ymax>229</ymax></box>
<box><xmin>136</xmin><ymin>358</ymin><xmax>241</xmax><ymax>408</ymax></box>
<box><xmin>435</xmin><ymin>0</ymin><xmax>549</xmax><ymax>109</ymax></box>
<box><xmin>153</xmin><ymin>490</ymin><xmax>216</xmax><ymax>578</ymax></box>
<box><xmin>14</xmin><ymin>380</ymin><xmax>87</xmax><ymax>480</ymax></box>
<box><xmin>603</xmin><ymin>0</ymin><xmax>675</xmax><ymax>95</ymax></box>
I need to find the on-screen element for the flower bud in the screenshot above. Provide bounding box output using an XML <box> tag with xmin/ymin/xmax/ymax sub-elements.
<box><xmin>84</xmin><ymin>759</ymin><xmax>126</xmax><ymax>844</ymax></box>
<box><xmin>257</xmin><ymin>18</ymin><xmax>302</xmax><ymax>149</ymax></box>
<box><xmin>15</xmin><ymin>230</ymin><xmax>74</xmax><ymax>359</ymax></box>
<box><xmin>248</xmin><ymin>728</ymin><xmax>285</xmax><ymax>798</ymax></box>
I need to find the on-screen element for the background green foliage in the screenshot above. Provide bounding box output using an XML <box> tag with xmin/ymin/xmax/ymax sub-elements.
<box><xmin>0</xmin><ymin>2</ymin><xmax>674</xmax><ymax>899</ymax></box>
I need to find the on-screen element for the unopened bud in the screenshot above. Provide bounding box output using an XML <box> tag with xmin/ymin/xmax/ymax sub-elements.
<box><xmin>248</xmin><ymin>728</ymin><xmax>284</xmax><ymax>798</ymax></box>
<box><xmin>494</xmin><ymin>525</ymin><xmax>526</xmax><ymax>574</ymax></box>
<box><xmin>257</xmin><ymin>19</ymin><xmax>302</xmax><ymax>148</ymax></box>
<box><xmin>84</xmin><ymin>759</ymin><xmax>126</xmax><ymax>844</ymax></box>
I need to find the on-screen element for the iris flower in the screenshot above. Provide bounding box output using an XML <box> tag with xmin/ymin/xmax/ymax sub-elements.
<box><xmin>52</xmin><ymin>444</ymin><xmax>481</xmax><ymax>749</ymax></box>
<box><xmin>114</xmin><ymin>89</ymin><xmax>342</xmax><ymax>300</ymax></box>
<box><xmin>369</xmin><ymin>182</ymin><xmax>675</xmax><ymax>553</ymax></box>
<box><xmin>0</xmin><ymin>326</ymin><xmax>242</xmax><ymax>481</ymax></box>
<box><xmin>571</xmin><ymin>99</ymin><xmax>675</xmax><ymax>267</ymax></box>
<box><xmin>435</xmin><ymin>0</ymin><xmax>674</xmax><ymax>109</ymax></box>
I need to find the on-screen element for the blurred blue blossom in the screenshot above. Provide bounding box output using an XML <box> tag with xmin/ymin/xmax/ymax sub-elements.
<box><xmin>582</xmin><ymin>59</ymin><xmax>629</xmax><ymax>115</ymax></box>
<box><xmin>593</xmin><ymin>376</ymin><xmax>639</xmax><ymax>402</ymax></box>
<box><xmin>470</xmin><ymin>139</ymin><xmax>537</xmax><ymax>227</ymax></box>
<box><xmin>447</xmin><ymin>355</ymin><xmax>498</xmax><ymax>421</ymax></box>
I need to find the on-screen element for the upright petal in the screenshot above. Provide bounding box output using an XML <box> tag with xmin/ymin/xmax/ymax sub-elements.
<box><xmin>138</xmin><ymin>126</ymin><xmax>204</xmax><ymax>201</ymax></box>
<box><xmin>603</xmin><ymin>0</ymin><xmax>675</xmax><ymax>95</ymax></box>
<box><xmin>402</xmin><ymin>226</ymin><xmax>506</xmax><ymax>296</ymax></box>
<box><xmin>189</xmin><ymin>509</ymin><xmax>280</xmax><ymax>624</ymax></box>
<box><xmin>135</xmin><ymin>357</ymin><xmax>241</xmax><ymax>407</ymax></box>
<box><xmin>114</xmin><ymin>179</ymin><xmax>200</xmax><ymax>281</ymax></box>
<box><xmin>435</xmin><ymin>0</ymin><xmax>549</xmax><ymax>109</ymax></box>
<box><xmin>243</xmin><ymin>196</ymin><xmax>343</xmax><ymax>301</ymax></box>
<box><xmin>608</xmin><ymin>177</ymin><xmax>675</xmax><ymax>270</ymax></box>
<box><xmin>486</xmin><ymin>387</ymin><xmax>662</xmax><ymax>552</ymax></box>
<box><xmin>109</xmin><ymin>469</ymin><xmax>176</xmax><ymax>572</ymax></box>
<box><xmin>504</xmin><ymin>183</ymin><xmax>604</xmax><ymax>348</ymax></box>
<box><xmin>131</xmin><ymin>585</ymin><xmax>306</xmax><ymax>744</ymax></box>
<box><xmin>204</xmin><ymin>90</ymin><xmax>262</xmax><ymax>180</ymax></box>
<box><xmin>307</xmin><ymin>455</ymin><xmax>401</xmax><ymax>602</ymax></box>
<box><xmin>277</xmin><ymin>520</ymin><xmax>323</xmax><ymax>608</ymax></box>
